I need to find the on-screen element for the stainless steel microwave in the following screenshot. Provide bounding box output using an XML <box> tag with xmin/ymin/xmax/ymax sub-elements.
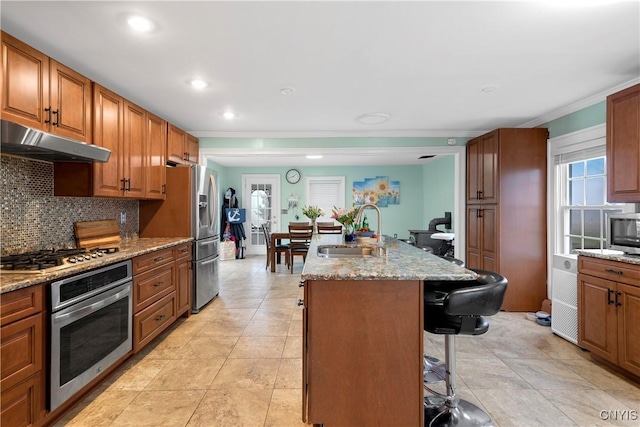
<box><xmin>607</xmin><ymin>212</ymin><xmax>640</xmax><ymax>255</ymax></box>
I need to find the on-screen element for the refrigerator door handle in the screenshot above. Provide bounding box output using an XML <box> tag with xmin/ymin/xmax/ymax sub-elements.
<box><xmin>209</xmin><ymin>175</ymin><xmax>217</xmax><ymax>232</ymax></box>
<box><xmin>199</xmin><ymin>240</ymin><xmax>216</xmax><ymax>246</ymax></box>
<box><xmin>201</xmin><ymin>256</ymin><xmax>220</xmax><ymax>266</ymax></box>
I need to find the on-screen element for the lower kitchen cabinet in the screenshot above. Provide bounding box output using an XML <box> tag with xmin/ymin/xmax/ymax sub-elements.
<box><xmin>0</xmin><ymin>284</ymin><xmax>45</xmax><ymax>427</ymax></box>
<box><xmin>174</xmin><ymin>243</ymin><xmax>192</xmax><ymax>318</ymax></box>
<box><xmin>578</xmin><ymin>256</ymin><xmax>640</xmax><ymax>377</ymax></box>
<box><xmin>302</xmin><ymin>279</ymin><xmax>423</xmax><ymax>425</ymax></box>
<box><xmin>133</xmin><ymin>291</ymin><xmax>177</xmax><ymax>353</ymax></box>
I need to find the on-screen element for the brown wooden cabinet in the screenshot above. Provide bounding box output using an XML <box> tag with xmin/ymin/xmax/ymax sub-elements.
<box><xmin>54</xmin><ymin>85</ymin><xmax>166</xmax><ymax>200</ymax></box>
<box><xmin>607</xmin><ymin>83</ymin><xmax>640</xmax><ymax>203</ymax></box>
<box><xmin>0</xmin><ymin>285</ymin><xmax>45</xmax><ymax>427</ymax></box>
<box><xmin>174</xmin><ymin>243</ymin><xmax>192</xmax><ymax>318</ymax></box>
<box><xmin>167</xmin><ymin>123</ymin><xmax>198</xmax><ymax>165</ymax></box>
<box><xmin>465</xmin><ymin>128</ymin><xmax>548</xmax><ymax>312</ymax></box>
<box><xmin>1</xmin><ymin>31</ymin><xmax>92</xmax><ymax>143</ymax></box>
<box><xmin>145</xmin><ymin>112</ymin><xmax>167</xmax><ymax>199</ymax></box>
<box><xmin>302</xmin><ymin>279</ymin><xmax>423</xmax><ymax>426</ymax></box>
<box><xmin>578</xmin><ymin>256</ymin><xmax>640</xmax><ymax>377</ymax></box>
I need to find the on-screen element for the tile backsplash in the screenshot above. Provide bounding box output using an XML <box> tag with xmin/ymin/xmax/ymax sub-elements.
<box><xmin>1</xmin><ymin>155</ymin><xmax>138</xmax><ymax>255</ymax></box>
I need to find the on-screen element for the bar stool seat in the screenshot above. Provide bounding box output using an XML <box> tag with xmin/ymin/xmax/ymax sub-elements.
<box><xmin>423</xmin><ymin>269</ymin><xmax>508</xmax><ymax>427</ymax></box>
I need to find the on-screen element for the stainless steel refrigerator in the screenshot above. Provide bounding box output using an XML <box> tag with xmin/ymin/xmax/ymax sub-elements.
<box><xmin>139</xmin><ymin>164</ymin><xmax>220</xmax><ymax>313</ymax></box>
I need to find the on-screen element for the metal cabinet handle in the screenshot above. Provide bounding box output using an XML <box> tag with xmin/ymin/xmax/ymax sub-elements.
<box><xmin>120</xmin><ymin>178</ymin><xmax>127</xmax><ymax>191</ymax></box>
<box><xmin>52</xmin><ymin>109</ymin><xmax>59</xmax><ymax>126</ymax></box>
<box><xmin>154</xmin><ymin>281</ymin><xmax>164</xmax><ymax>287</ymax></box>
<box><xmin>45</xmin><ymin>107</ymin><xmax>52</xmax><ymax>124</ymax></box>
<box><xmin>476</xmin><ymin>209</ymin><xmax>483</xmax><ymax>218</ymax></box>
<box><xmin>154</xmin><ymin>256</ymin><xmax>164</xmax><ymax>262</ymax></box>
<box><xmin>298</xmin><ymin>281</ymin><xmax>304</xmax><ymax>288</ymax></box>
<box><xmin>478</xmin><ymin>190</ymin><xmax>483</xmax><ymax>200</ymax></box>
<box><xmin>615</xmin><ymin>291</ymin><xmax>622</xmax><ymax>307</ymax></box>
<box><xmin>155</xmin><ymin>314</ymin><xmax>166</xmax><ymax>322</ymax></box>
<box><xmin>184</xmin><ymin>152</ymin><xmax>189</xmax><ymax>161</ymax></box>
<box><xmin>605</xmin><ymin>268</ymin><xmax>623</xmax><ymax>276</ymax></box>
<box><xmin>607</xmin><ymin>289</ymin><xmax>614</xmax><ymax>305</ymax></box>
<box><xmin>162</xmin><ymin>184</ymin><xmax>166</xmax><ymax>194</ymax></box>
<box><xmin>297</xmin><ymin>299</ymin><xmax>304</xmax><ymax>306</ymax></box>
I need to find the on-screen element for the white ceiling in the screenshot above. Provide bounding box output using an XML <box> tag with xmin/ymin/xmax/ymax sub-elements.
<box><xmin>1</xmin><ymin>1</ymin><xmax>639</xmax><ymax>166</ymax></box>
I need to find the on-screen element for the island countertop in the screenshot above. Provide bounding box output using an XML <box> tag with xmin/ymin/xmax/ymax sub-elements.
<box><xmin>301</xmin><ymin>234</ymin><xmax>476</xmax><ymax>281</ymax></box>
<box><xmin>575</xmin><ymin>249</ymin><xmax>640</xmax><ymax>266</ymax></box>
<box><xmin>0</xmin><ymin>237</ymin><xmax>193</xmax><ymax>294</ymax></box>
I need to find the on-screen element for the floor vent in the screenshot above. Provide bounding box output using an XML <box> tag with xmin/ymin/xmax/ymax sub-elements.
<box><xmin>551</xmin><ymin>255</ymin><xmax>578</xmax><ymax>344</ymax></box>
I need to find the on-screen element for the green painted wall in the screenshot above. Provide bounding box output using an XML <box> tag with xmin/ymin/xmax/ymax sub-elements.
<box><xmin>422</xmin><ymin>155</ymin><xmax>456</xmax><ymax>232</ymax></box>
<box><xmin>543</xmin><ymin>101</ymin><xmax>605</xmax><ymax>138</ymax></box>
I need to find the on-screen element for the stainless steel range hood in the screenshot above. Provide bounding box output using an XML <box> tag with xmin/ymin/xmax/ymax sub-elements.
<box><xmin>1</xmin><ymin>120</ymin><xmax>111</xmax><ymax>163</ymax></box>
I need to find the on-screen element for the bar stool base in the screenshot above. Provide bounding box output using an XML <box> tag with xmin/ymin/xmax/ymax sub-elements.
<box><xmin>424</xmin><ymin>399</ymin><xmax>494</xmax><ymax>427</ymax></box>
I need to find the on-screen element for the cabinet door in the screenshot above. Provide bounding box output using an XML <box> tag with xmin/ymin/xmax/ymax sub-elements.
<box><xmin>1</xmin><ymin>373</ymin><xmax>41</xmax><ymax>427</ymax></box>
<box><xmin>123</xmin><ymin>100</ymin><xmax>146</xmax><ymax>198</ymax></box>
<box><xmin>480</xmin><ymin>131</ymin><xmax>498</xmax><ymax>204</ymax></box>
<box><xmin>465</xmin><ymin>205</ymin><xmax>497</xmax><ymax>272</ymax></box>
<box><xmin>145</xmin><ymin>112</ymin><xmax>167</xmax><ymax>199</ymax></box>
<box><xmin>616</xmin><ymin>283</ymin><xmax>640</xmax><ymax>377</ymax></box>
<box><xmin>578</xmin><ymin>274</ymin><xmax>618</xmax><ymax>363</ymax></box>
<box><xmin>0</xmin><ymin>314</ymin><xmax>42</xmax><ymax>391</ymax></box>
<box><xmin>607</xmin><ymin>84</ymin><xmax>640</xmax><ymax>203</ymax></box>
<box><xmin>1</xmin><ymin>31</ymin><xmax>49</xmax><ymax>131</ymax></box>
<box><xmin>49</xmin><ymin>60</ymin><xmax>92</xmax><ymax>143</ymax></box>
<box><xmin>466</xmin><ymin>137</ymin><xmax>481</xmax><ymax>203</ymax></box>
<box><xmin>466</xmin><ymin>206</ymin><xmax>481</xmax><ymax>269</ymax></box>
<box><xmin>167</xmin><ymin>123</ymin><xmax>186</xmax><ymax>164</ymax></box>
<box><xmin>175</xmin><ymin>258</ymin><xmax>191</xmax><ymax>316</ymax></box>
<box><xmin>92</xmin><ymin>84</ymin><xmax>123</xmax><ymax>197</ymax></box>
<box><xmin>186</xmin><ymin>133</ymin><xmax>199</xmax><ymax>164</ymax></box>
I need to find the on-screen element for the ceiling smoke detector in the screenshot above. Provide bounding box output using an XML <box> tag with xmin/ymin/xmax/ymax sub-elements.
<box><xmin>356</xmin><ymin>113</ymin><xmax>391</xmax><ymax>125</ymax></box>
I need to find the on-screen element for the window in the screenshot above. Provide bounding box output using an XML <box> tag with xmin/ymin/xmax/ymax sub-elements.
<box><xmin>555</xmin><ymin>146</ymin><xmax>632</xmax><ymax>254</ymax></box>
<box><xmin>305</xmin><ymin>176</ymin><xmax>346</xmax><ymax>222</ymax></box>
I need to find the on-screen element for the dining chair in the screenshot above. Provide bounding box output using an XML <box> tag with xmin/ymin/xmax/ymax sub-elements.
<box><xmin>288</xmin><ymin>223</ymin><xmax>313</xmax><ymax>273</ymax></box>
<box><xmin>261</xmin><ymin>224</ymin><xmax>289</xmax><ymax>270</ymax></box>
<box><xmin>317</xmin><ymin>224</ymin><xmax>343</xmax><ymax>234</ymax></box>
<box><xmin>289</xmin><ymin>221</ymin><xmax>310</xmax><ymax>226</ymax></box>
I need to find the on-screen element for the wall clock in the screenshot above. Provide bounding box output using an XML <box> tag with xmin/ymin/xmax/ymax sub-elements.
<box><xmin>286</xmin><ymin>169</ymin><xmax>301</xmax><ymax>184</ymax></box>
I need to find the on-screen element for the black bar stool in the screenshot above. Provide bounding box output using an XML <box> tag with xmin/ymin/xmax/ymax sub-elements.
<box><xmin>423</xmin><ymin>269</ymin><xmax>508</xmax><ymax>427</ymax></box>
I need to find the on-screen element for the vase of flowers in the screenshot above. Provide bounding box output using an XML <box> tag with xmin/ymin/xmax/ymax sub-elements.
<box><xmin>302</xmin><ymin>205</ymin><xmax>324</xmax><ymax>232</ymax></box>
<box><xmin>331</xmin><ymin>206</ymin><xmax>358</xmax><ymax>243</ymax></box>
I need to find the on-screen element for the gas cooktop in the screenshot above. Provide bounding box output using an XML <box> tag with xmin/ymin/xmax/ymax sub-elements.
<box><xmin>0</xmin><ymin>247</ymin><xmax>120</xmax><ymax>274</ymax></box>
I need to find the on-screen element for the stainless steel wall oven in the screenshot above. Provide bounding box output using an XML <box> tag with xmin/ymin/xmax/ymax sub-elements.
<box><xmin>49</xmin><ymin>260</ymin><xmax>133</xmax><ymax>411</ymax></box>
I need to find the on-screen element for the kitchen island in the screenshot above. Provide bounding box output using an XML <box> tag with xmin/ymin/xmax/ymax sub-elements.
<box><xmin>300</xmin><ymin>234</ymin><xmax>475</xmax><ymax>427</ymax></box>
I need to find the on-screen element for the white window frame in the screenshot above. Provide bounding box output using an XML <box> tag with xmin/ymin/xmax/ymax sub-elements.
<box><xmin>305</xmin><ymin>176</ymin><xmax>346</xmax><ymax>222</ymax></box>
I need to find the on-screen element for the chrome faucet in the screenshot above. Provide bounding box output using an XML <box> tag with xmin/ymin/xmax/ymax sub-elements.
<box><xmin>355</xmin><ymin>203</ymin><xmax>383</xmax><ymax>244</ymax></box>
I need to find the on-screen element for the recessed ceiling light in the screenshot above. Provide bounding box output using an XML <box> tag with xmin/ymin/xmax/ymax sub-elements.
<box><xmin>280</xmin><ymin>87</ymin><xmax>295</xmax><ymax>95</ymax></box>
<box><xmin>480</xmin><ymin>84</ymin><xmax>499</xmax><ymax>93</ymax></box>
<box><xmin>222</xmin><ymin>111</ymin><xmax>235</xmax><ymax>120</ymax></box>
<box><xmin>356</xmin><ymin>113</ymin><xmax>391</xmax><ymax>125</ymax></box>
<box><xmin>127</xmin><ymin>15</ymin><xmax>154</xmax><ymax>33</ymax></box>
<box><xmin>306</xmin><ymin>155</ymin><xmax>323</xmax><ymax>160</ymax></box>
<box><xmin>189</xmin><ymin>79</ymin><xmax>208</xmax><ymax>90</ymax></box>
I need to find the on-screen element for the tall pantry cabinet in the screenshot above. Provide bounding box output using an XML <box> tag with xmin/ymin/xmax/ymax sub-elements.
<box><xmin>466</xmin><ymin>128</ymin><xmax>549</xmax><ymax>312</ymax></box>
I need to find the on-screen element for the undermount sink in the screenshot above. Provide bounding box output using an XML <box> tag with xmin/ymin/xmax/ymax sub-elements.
<box><xmin>317</xmin><ymin>244</ymin><xmax>386</xmax><ymax>258</ymax></box>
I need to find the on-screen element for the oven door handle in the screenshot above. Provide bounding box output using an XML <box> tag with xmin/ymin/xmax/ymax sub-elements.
<box><xmin>53</xmin><ymin>286</ymin><xmax>130</xmax><ymax>323</ymax></box>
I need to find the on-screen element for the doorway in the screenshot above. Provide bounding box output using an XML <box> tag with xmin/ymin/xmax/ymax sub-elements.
<box><xmin>242</xmin><ymin>174</ymin><xmax>281</xmax><ymax>256</ymax></box>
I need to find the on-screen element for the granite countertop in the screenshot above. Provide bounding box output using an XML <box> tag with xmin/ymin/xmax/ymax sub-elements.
<box><xmin>575</xmin><ymin>249</ymin><xmax>640</xmax><ymax>266</ymax></box>
<box><xmin>0</xmin><ymin>237</ymin><xmax>193</xmax><ymax>294</ymax></box>
<box><xmin>301</xmin><ymin>234</ymin><xmax>476</xmax><ymax>281</ymax></box>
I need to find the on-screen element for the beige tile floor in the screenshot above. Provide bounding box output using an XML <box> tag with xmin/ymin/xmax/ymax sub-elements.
<box><xmin>54</xmin><ymin>255</ymin><xmax>640</xmax><ymax>427</ymax></box>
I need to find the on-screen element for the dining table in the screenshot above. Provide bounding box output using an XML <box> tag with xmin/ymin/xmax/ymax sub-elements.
<box><xmin>269</xmin><ymin>231</ymin><xmax>290</xmax><ymax>272</ymax></box>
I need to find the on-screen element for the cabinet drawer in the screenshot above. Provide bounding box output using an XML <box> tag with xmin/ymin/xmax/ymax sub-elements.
<box><xmin>133</xmin><ymin>291</ymin><xmax>176</xmax><ymax>353</ymax></box>
<box><xmin>174</xmin><ymin>243</ymin><xmax>192</xmax><ymax>261</ymax></box>
<box><xmin>1</xmin><ymin>372</ymin><xmax>42</xmax><ymax>427</ymax></box>
<box><xmin>133</xmin><ymin>248</ymin><xmax>174</xmax><ymax>274</ymax></box>
<box><xmin>1</xmin><ymin>313</ymin><xmax>43</xmax><ymax>391</ymax></box>
<box><xmin>0</xmin><ymin>285</ymin><xmax>43</xmax><ymax>327</ymax></box>
<box><xmin>578</xmin><ymin>256</ymin><xmax>640</xmax><ymax>285</ymax></box>
<box><xmin>133</xmin><ymin>264</ymin><xmax>175</xmax><ymax>313</ymax></box>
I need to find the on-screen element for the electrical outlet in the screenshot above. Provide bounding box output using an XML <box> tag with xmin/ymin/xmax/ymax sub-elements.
<box><xmin>120</xmin><ymin>212</ymin><xmax>126</xmax><ymax>224</ymax></box>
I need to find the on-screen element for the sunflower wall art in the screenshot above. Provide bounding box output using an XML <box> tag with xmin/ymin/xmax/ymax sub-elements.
<box><xmin>352</xmin><ymin>176</ymin><xmax>400</xmax><ymax>207</ymax></box>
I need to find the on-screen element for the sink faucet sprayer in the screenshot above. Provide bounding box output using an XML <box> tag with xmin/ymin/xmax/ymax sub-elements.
<box><xmin>355</xmin><ymin>203</ymin><xmax>383</xmax><ymax>245</ymax></box>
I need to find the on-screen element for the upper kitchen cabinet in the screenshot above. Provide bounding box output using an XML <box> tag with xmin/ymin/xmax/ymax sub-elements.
<box><xmin>607</xmin><ymin>83</ymin><xmax>640</xmax><ymax>203</ymax></box>
<box><xmin>466</xmin><ymin>128</ymin><xmax>549</xmax><ymax>312</ymax></box>
<box><xmin>1</xmin><ymin>31</ymin><xmax>92</xmax><ymax>143</ymax></box>
<box><xmin>55</xmin><ymin>84</ymin><xmax>165</xmax><ymax>199</ymax></box>
<box><xmin>167</xmin><ymin>123</ymin><xmax>199</xmax><ymax>165</ymax></box>
<box><xmin>145</xmin><ymin>112</ymin><xmax>167</xmax><ymax>200</ymax></box>
<box><xmin>466</xmin><ymin>130</ymin><xmax>498</xmax><ymax>204</ymax></box>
